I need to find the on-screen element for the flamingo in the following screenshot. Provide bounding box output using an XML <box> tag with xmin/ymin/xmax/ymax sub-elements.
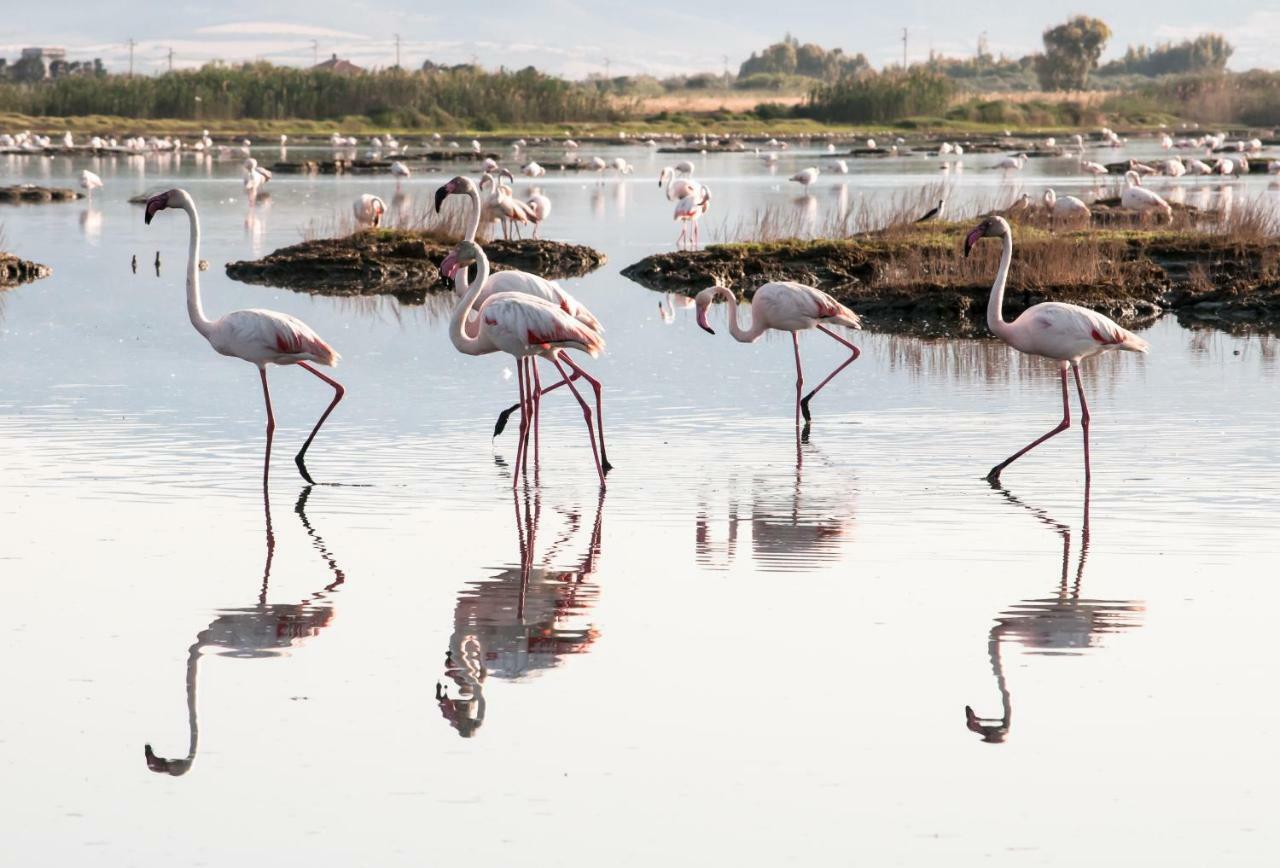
<box><xmin>353</xmin><ymin>193</ymin><xmax>387</xmax><ymax>227</ymax></box>
<box><xmin>242</xmin><ymin>158</ymin><xmax>271</xmax><ymax>199</ymax></box>
<box><xmin>390</xmin><ymin>161</ymin><xmax>411</xmax><ymax>184</ymax></box>
<box><xmin>694</xmin><ymin>282</ymin><xmax>862</xmax><ymax>430</ymax></box>
<box><xmin>995</xmin><ymin>153</ymin><xmax>1029</xmax><ymax>171</ymax></box>
<box><xmin>963</xmin><ymin>216</ymin><xmax>1149</xmax><ymax>483</ymax></box>
<box><xmin>610</xmin><ymin>157</ymin><xmax>634</xmax><ymax>178</ymax></box>
<box><xmin>1080</xmin><ymin>160</ymin><xmax>1108</xmax><ymax>177</ymax></box>
<box><xmin>674</xmin><ymin>184</ymin><xmax>711</xmax><ymax>250</ymax></box>
<box><xmin>674</xmin><ymin>160</ymin><xmax>695</xmax><ymax>175</ymax></box>
<box><xmin>790</xmin><ymin>167</ymin><xmax>819</xmax><ymax>191</ymax></box>
<box><xmin>440</xmin><ymin>236</ymin><xmax>606</xmax><ymax>486</ymax></box>
<box><xmin>522</xmin><ymin>161</ymin><xmax>546</xmax><ymax>177</ymax></box>
<box><xmin>659</xmin><ymin>166</ymin><xmax>698</xmax><ymax>201</ymax></box>
<box><xmin>79</xmin><ymin>169</ymin><xmax>103</xmax><ymax>198</ymax></box>
<box><xmin>1042</xmin><ymin>189</ymin><xmax>1091</xmax><ymax>230</ymax></box>
<box><xmin>435</xmin><ymin>176</ymin><xmax>609</xmax><ymax>465</ymax></box>
<box><xmin>1121</xmin><ymin>172</ymin><xmax>1172</xmax><ymax>222</ymax></box>
<box><xmin>143</xmin><ymin>189</ymin><xmax>345</xmax><ymax>484</ymax></box>
<box><xmin>525</xmin><ymin>191</ymin><xmax>552</xmax><ymax>238</ymax></box>
<box><xmin>827</xmin><ymin>159</ymin><xmax>849</xmax><ymax>175</ymax></box>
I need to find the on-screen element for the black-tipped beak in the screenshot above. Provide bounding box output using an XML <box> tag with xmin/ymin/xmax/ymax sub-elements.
<box><xmin>699</xmin><ymin>323</ymin><xmax>715</xmax><ymax>335</ymax></box>
<box><xmin>143</xmin><ymin>193</ymin><xmax>168</xmax><ymax>225</ymax></box>
<box><xmin>434</xmin><ymin>186</ymin><xmax>449</xmax><ymax>214</ymax></box>
<box><xmin>963</xmin><ymin>226</ymin><xmax>984</xmax><ymax>258</ymax></box>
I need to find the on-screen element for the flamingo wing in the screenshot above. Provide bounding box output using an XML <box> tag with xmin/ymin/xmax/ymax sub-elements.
<box><xmin>480</xmin><ymin>294</ymin><xmax>605</xmax><ymax>358</ymax></box>
<box><xmin>758</xmin><ymin>282</ymin><xmax>862</xmax><ymax>330</ymax></box>
<box><xmin>212</xmin><ymin>309</ymin><xmax>340</xmax><ymax>366</ymax></box>
<box><xmin>1013</xmin><ymin>302</ymin><xmax>1149</xmax><ymax>356</ymax></box>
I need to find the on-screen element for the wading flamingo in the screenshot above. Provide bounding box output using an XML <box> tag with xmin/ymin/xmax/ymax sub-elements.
<box><xmin>674</xmin><ymin>184</ymin><xmax>712</xmax><ymax>250</ymax></box>
<box><xmin>436</xmin><ymin>177</ymin><xmax>610</xmax><ymax>474</ymax></box>
<box><xmin>79</xmin><ymin>169</ymin><xmax>103</xmax><ymax>198</ymax></box>
<box><xmin>964</xmin><ymin>216</ymin><xmax>1149</xmax><ymax>483</ymax></box>
<box><xmin>790</xmin><ymin>167</ymin><xmax>819</xmax><ymax>191</ymax></box>
<box><xmin>441</xmin><ymin>236</ymin><xmax>606</xmax><ymax>486</ymax></box>
<box><xmin>1120</xmin><ymin>172</ymin><xmax>1172</xmax><ymax>222</ymax></box>
<box><xmin>695</xmin><ymin>282</ymin><xmax>862</xmax><ymax>431</ymax></box>
<box><xmin>144</xmin><ymin>189</ymin><xmax>345</xmax><ymax>484</ymax></box>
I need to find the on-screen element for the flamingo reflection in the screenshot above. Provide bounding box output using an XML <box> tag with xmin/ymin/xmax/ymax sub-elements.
<box><xmin>696</xmin><ymin>447</ymin><xmax>855</xmax><ymax>573</ymax></box>
<box><xmin>436</xmin><ymin>488</ymin><xmax>604</xmax><ymax>737</ymax></box>
<box><xmin>143</xmin><ymin>485</ymin><xmax>346</xmax><ymax>775</ymax></box>
<box><xmin>965</xmin><ymin>486</ymin><xmax>1143</xmax><ymax>744</ymax></box>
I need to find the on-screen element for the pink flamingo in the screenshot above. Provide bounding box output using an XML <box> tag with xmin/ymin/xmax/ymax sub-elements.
<box><xmin>441</xmin><ymin>236</ymin><xmax>606</xmax><ymax>486</ymax></box>
<box><xmin>674</xmin><ymin>184</ymin><xmax>712</xmax><ymax>250</ymax></box>
<box><xmin>144</xmin><ymin>188</ymin><xmax>345</xmax><ymax>484</ymax></box>
<box><xmin>964</xmin><ymin>216</ymin><xmax>1149</xmax><ymax>483</ymax></box>
<box><xmin>436</xmin><ymin>177</ymin><xmax>610</xmax><ymax>471</ymax></box>
<box><xmin>695</xmin><ymin>281</ymin><xmax>863</xmax><ymax>429</ymax></box>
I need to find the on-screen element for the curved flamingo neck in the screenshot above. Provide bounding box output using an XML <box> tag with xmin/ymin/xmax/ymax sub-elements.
<box><xmin>462</xmin><ymin>185</ymin><xmax>481</xmax><ymax>243</ymax></box>
<box><xmin>712</xmin><ymin>286</ymin><xmax>766</xmax><ymax>343</ymax></box>
<box><xmin>986</xmin><ymin>232</ymin><xmax>1015</xmax><ymax>342</ymax></box>
<box><xmin>180</xmin><ymin>198</ymin><xmax>214</xmax><ymax>339</ymax></box>
<box><xmin>449</xmin><ymin>246</ymin><xmax>491</xmax><ymax>356</ymax></box>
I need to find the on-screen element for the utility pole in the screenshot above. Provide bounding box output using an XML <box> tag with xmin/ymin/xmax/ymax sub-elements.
<box><xmin>127</xmin><ymin>38</ymin><xmax>137</xmax><ymax>77</ymax></box>
<box><xmin>166</xmin><ymin>47</ymin><xmax>173</xmax><ymax>72</ymax></box>
<box><xmin>311</xmin><ymin>39</ymin><xmax>319</xmax><ymax>66</ymax></box>
<box><xmin>723</xmin><ymin>54</ymin><xmax>729</xmax><ymax>87</ymax></box>
<box><xmin>394</xmin><ymin>33</ymin><xmax>401</xmax><ymax>68</ymax></box>
<box><xmin>901</xmin><ymin>28</ymin><xmax>908</xmax><ymax>69</ymax></box>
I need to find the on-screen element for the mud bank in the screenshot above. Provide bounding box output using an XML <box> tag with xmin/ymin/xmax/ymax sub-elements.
<box><xmin>226</xmin><ymin>229</ymin><xmax>606</xmax><ymax>304</ymax></box>
<box><xmin>0</xmin><ymin>185</ymin><xmax>83</xmax><ymax>203</ymax></box>
<box><xmin>621</xmin><ymin>226</ymin><xmax>1280</xmax><ymax>336</ymax></box>
<box><xmin>0</xmin><ymin>253</ymin><xmax>51</xmax><ymax>287</ymax></box>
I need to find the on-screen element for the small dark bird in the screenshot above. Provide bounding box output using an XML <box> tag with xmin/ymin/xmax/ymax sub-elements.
<box><xmin>130</xmin><ymin>254</ymin><xmax>137</xmax><ymax>273</ymax></box>
<box><xmin>154</xmin><ymin>250</ymin><xmax>161</xmax><ymax>276</ymax></box>
<box><xmin>916</xmin><ymin>199</ymin><xmax>945</xmax><ymax>223</ymax></box>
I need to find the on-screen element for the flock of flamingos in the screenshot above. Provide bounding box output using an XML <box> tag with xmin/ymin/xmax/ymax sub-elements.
<box><xmin>139</xmin><ymin>152</ymin><xmax>1150</xmax><ymax>491</ymax></box>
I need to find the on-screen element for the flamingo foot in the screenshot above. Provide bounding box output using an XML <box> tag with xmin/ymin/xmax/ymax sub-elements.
<box><xmin>494</xmin><ymin>402</ymin><xmax>522</xmax><ymax>438</ymax></box>
<box><xmin>295</xmin><ymin>454</ymin><xmax>318</xmax><ymax>486</ymax></box>
<box><xmin>799</xmin><ymin>392</ymin><xmax>815</xmax><ymax>423</ymax></box>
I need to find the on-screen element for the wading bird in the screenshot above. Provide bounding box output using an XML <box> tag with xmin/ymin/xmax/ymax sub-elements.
<box><xmin>79</xmin><ymin>169</ymin><xmax>103</xmax><ymax>198</ymax></box>
<box><xmin>916</xmin><ymin>199</ymin><xmax>945</xmax><ymax>223</ymax></box>
<box><xmin>964</xmin><ymin>216</ymin><xmax>1148</xmax><ymax>483</ymax></box>
<box><xmin>1042</xmin><ymin>188</ymin><xmax>1091</xmax><ymax>230</ymax></box>
<box><xmin>353</xmin><ymin>193</ymin><xmax>387</xmax><ymax>227</ymax></box>
<box><xmin>790</xmin><ymin>167</ymin><xmax>819</xmax><ymax>191</ymax></box>
<box><xmin>1121</xmin><ymin>171</ymin><xmax>1172</xmax><ymax>222</ymax></box>
<box><xmin>441</xmin><ymin>235</ymin><xmax>607</xmax><ymax>485</ymax></box>
<box><xmin>694</xmin><ymin>281</ymin><xmax>862</xmax><ymax>430</ymax></box>
<box><xmin>144</xmin><ymin>188</ymin><xmax>345</xmax><ymax>484</ymax></box>
<box><xmin>436</xmin><ymin>176</ymin><xmax>609</xmax><ymax>468</ymax></box>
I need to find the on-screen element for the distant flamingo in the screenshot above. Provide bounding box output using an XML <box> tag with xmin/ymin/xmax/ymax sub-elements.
<box><xmin>674</xmin><ymin>184</ymin><xmax>711</xmax><ymax>250</ymax></box>
<box><xmin>790</xmin><ymin>167</ymin><xmax>819</xmax><ymax>191</ymax></box>
<box><xmin>1042</xmin><ymin>188</ymin><xmax>1091</xmax><ymax>230</ymax></box>
<box><xmin>436</xmin><ymin>177</ymin><xmax>610</xmax><ymax>474</ymax></box>
<box><xmin>440</xmin><ymin>235</ymin><xmax>607</xmax><ymax>486</ymax></box>
<box><xmin>1121</xmin><ymin>172</ymin><xmax>1172</xmax><ymax>222</ymax></box>
<box><xmin>79</xmin><ymin>169</ymin><xmax>103</xmax><ymax>198</ymax></box>
<box><xmin>353</xmin><ymin>193</ymin><xmax>386</xmax><ymax>227</ymax></box>
<box><xmin>964</xmin><ymin>216</ymin><xmax>1149</xmax><ymax>483</ymax></box>
<box><xmin>695</xmin><ymin>281</ymin><xmax>862</xmax><ymax>430</ymax></box>
<box><xmin>144</xmin><ymin>189</ymin><xmax>345</xmax><ymax>484</ymax></box>
<box><xmin>390</xmin><ymin>161</ymin><xmax>411</xmax><ymax>185</ymax></box>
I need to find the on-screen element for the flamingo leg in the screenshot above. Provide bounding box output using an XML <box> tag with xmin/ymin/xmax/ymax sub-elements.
<box><xmin>513</xmin><ymin>358</ymin><xmax>530</xmax><ymax>488</ymax></box>
<box><xmin>531</xmin><ymin>358</ymin><xmax>542</xmax><ymax>465</ymax></box>
<box><xmin>799</xmin><ymin>324</ymin><xmax>862</xmax><ymax>423</ymax></box>
<box><xmin>260</xmin><ymin>367</ymin><xmax>275</xmax><ymax>486</ymax></box>
<box><xmin>294</xmin><ymin>362</ymin><xmax>345</xmax><ymax>485</ymax></box>
<box><xmin>548</xmin><ymin>354</ymin><xmax>605</xmax><ymax>485</ymax></box>
<box><xmin>987</xmin><ymin>367</ymin><xmax>1071</xmax><ymax>483</ymax></box>
<box><xmin>1071</xmin><ymin>362</ymin><xmax>1092</xmax><ymax>484</ymax></box>
<box><xmin>556</xmin><ymin>352</ymin><xmax>611</xmax><ymax>473</ymax></box>
<box><xmin>792</xmin><ymin>332</ymin><xmax>804</xmax><ymax>431</ymax></box>
<box><xmin>493</xmin><ymin>370</ymin><xmax>575</xmax><ymax>437</ymax></box>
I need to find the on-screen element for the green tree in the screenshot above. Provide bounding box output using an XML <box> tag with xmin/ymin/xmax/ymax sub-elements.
<box><xmin>1034</xmin><ymin>16</ymin><xmax>1112</xmax><ymax>90</ymax></box>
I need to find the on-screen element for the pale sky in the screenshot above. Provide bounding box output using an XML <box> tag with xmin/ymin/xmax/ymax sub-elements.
<box><xmin>2</xmin><ymin>2</ymin><xmax>1276</xmax><ymax>78</ymax></box>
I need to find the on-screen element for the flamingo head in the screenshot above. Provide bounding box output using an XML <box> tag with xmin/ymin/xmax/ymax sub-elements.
<box><xmin>434</xmin><ymin>176</ymin><xmax>476</xmax><ymax>213</ymax></box>
<box><xmin>693</xmin><ymin>285</ymin><xmax>730</xmax><ymax>334</ymax></box>
<box><xmin>143</xmin><ymin>189</ymin><xmax>183</xmax><ymax>224</ymax></box>
<box><xmin>440</xmin><ymin>240</ymin><xmax>481</xmax><ymax>280</ymax></box>
<box><xmin>964</xmin><ymin>216</ymin><xmax>1009</xmax><ymax>257</ymax></box>
<box><xmin>658</xmin><ymin>166</ymin><xmax>672</xmax><ymax>187</ymax></box>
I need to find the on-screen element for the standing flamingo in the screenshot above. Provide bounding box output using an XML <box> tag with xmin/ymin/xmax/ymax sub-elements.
<box><xmin>143</xmin><ymin>188</ymin><xmax>345</xmax><ymax>484</ymax></box>
<box><xmin>674</xmin><ymin>184</ymin><xmax>712</xmax><ymax>250</ymax></box>
<box><xmin>440</xmin><ymin>235</ymin><xmax>607</xmax><ymax>486</ymax></box>
<box><xmin>79</xmin><ymin>169</ymin><xmax>103</xmax><ymax>199</ymax></box>
<box><xmin>694</xmin><ymin>282</ymin><xmax>862</xmax><ymax>430</ymax></box>
<box><xmin>964</xmin><ymin>216</ymin><xmax>1149</xmax><ymax>483</ymax></box>
<box><xmin>435</xmin><ymin>175</ymin><xmax>609</xmax><ymax>468</ymax></box>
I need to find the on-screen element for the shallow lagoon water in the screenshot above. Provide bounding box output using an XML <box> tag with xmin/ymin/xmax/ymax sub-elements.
<box><xmin>2</xmin><ymin>141</ymin><xmax>1280</xmax><ymax>865</ymax></box>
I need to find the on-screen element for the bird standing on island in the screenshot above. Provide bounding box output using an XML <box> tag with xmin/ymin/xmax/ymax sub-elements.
<box><xmin>916</xmin><ymin>199</ymin><xmax>945</xmax><ymax>223</ymax></box>
<box><xmin>964</xmin><ymin>216</ymin><xmax>1148</xmax><ymax>483</ymax></box>
<box><xmin>144</xmin><ymin>188</ymin><xmax>346</xmax><ymax>484</ymax></box>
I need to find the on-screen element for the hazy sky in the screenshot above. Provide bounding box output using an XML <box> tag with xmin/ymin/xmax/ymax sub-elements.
<box><xmin>2</xmin><ymin>2</ymin><xmax>1276</xmax><ymax>78</ymax></box>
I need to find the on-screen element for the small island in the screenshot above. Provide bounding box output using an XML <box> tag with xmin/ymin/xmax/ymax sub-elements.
<box><xmin>226</xmin><ymin>229</ymin><xmax>606</xmax><ymax>305</ymax></box>
<box><xmin>622</xmin><ymin>224</ymin><xmax>1280</xmax><ymax>336</ymax></box>
<box><xmin>0</xmin><ymin>185</ymin><xmax>83</xmax><ymax>203</ymax></box>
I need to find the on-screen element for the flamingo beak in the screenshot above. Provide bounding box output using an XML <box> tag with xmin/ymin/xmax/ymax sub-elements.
<box><xmin>696</xmin><ymin>305</ymin><xmax>715</xmax><ymax>335</ymax></box>
<box><xmin>143</xmin><ymin>192</ymin><xmax>169</xmax><ymax>225</ymax></box>
<box><xmin>440</xmin><ymin>251</ymin><xmax>460</xmax><ymax>280</ymax></box>
<box><xmin>963</xmin><ymin>225</ymin><xmax>985</xmax><ymax>257</ymax></box>
<box><xmin>433</xmin><ymin>185</ymin><xmax>450</xmax><ymax>214</ymax></box>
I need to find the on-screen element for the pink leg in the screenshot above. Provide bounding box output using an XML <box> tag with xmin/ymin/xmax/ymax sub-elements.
<box><xmin>531</xmin><ymin>359</ymin><xmax>542</xmax><ymax>466</ymax></box>
<box><xmin>493</xmin><ymin>370</ymin><xmax>577</xmax><ymax>438</ymax></box>
<box><xmin>1071</xmin><ymin>362</ymin><xmax>1092</xmax><ymax>484</ymax></box>
<box><xmin>294</xmin><ymin>362</ymin><xmax>345</xmax><ymax>485</ymax></box>
<box><xmin>557</xmin><ymin>352</ymin><xmax>611</xmax><ymax>473</ymax></box>
<box><xmin>513</xmin><ymin>358</ymin><xmax>530</xmax><ymax>488</ymax></box>
<box><xmin>548</xmin><ymin>354</ymin><xmax>605</xmax><ymax>485</ymax></box>
<box><xmin>987</xmin><ymin>366</ymin><xmax>1071</xmax><ymax>483</ymax></box>
<box><xmin>799</xmin><ymin>324</ymin><xmax>862</xmax><ymax>423</ymax></box>
<box><xmin>259</xmin><ymin>367</ymin><xmax>276</xmax><ymax>486</ymax></box>
<box><xmin>792</xmin><ymin>332</ymin><xmax>804</xmax><ymax>431</ymax></box>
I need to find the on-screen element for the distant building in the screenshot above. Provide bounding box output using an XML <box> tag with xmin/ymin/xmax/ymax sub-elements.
<box><xmin>312</xmin><ymin>53</ymin><xmax>363</xmax><ymax>75</ymax></box>
<box><xmin>18</xmin><ymin>46</ymin><xmax>66</xmax><ymax>80</ymax></box>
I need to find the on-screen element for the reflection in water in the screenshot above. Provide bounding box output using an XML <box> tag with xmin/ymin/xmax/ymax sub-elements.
<box><xmin>965</xmin><ymin>486</ymin><xmax>1143</xmax><ymax>743</ymax></box>
<box><xmin>658</xmin><ymin>292</ymin><xmax>694</xmax><ymax>324</ymax></box>
<box><xmin>696</xmin><ymin>447</ymin><xmax>855</xmax><ymax>573</ymax></box>
<box><xmin>143</xmin><ymin>486</ymin><xmax>345</xmax><ymax>775</ymax></box>
<box><xmin>244</xmin><ymin>198</ymin><xmax>269</xmax><ymax>257</ymax></box>
<box><xmin>436</xmin><ymin>489</ymin><xmax>604</xmax><ymax>737</ymax></box>
<box><xmin>79</xmin><ymin>206</ymin><xmax>103</xmax><ymax>243</ymax></box>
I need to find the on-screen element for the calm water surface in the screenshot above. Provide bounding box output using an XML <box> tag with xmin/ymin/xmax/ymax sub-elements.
<box><xmin>2</xmin><ymin>141</ymin><xmax>1279</xmax><ymax>866</ymax></box>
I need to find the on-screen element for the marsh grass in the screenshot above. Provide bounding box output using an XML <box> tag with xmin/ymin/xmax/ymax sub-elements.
<box><xmin>300</xmin><ymin>194</ymin><xmax>478</xmax><ymax>243</ymax></box>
